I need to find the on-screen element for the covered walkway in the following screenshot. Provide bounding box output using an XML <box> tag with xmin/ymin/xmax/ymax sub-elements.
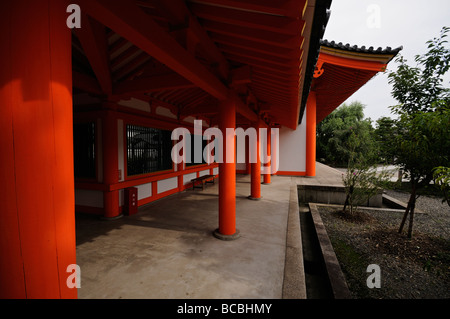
<box><xmin>75</xmin><ymin>163</ymin><xmax>344</xmax><ymax>299</ymax></box>
<box><xmin>76</xmin><ymin>174</ymin><xmax>303</xmax><ymax>299</ymax></box>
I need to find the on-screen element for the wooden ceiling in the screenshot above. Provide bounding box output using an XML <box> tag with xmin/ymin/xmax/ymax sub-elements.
<box><xmin>72</xmin><ymin>0</ymin><xmax>314</xmax><ymax>129</ymax></box>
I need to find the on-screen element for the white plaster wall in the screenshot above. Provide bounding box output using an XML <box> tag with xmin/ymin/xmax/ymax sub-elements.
<box><xmin>75</xmin><ymin>189</ymin><xmax>103</xmax><ymax>208</ymax></box>
<box><xmin>199</xmin><ymin>169</ymin><xmax>210</xmax><ymax>177</ymax></box>
<box><xmin>183</xmin><ymin>172</ymin><xmax>197</xmax><ymax>185</ymax></box>
<box><xmin>213</xmin><ymin>167</ymin><xmax>218</xmax><ymax>175</ymax></box>
<box><xmin>278</xmin><ymin>111</ymin><xmax>307</xmax><ymax>173</ymax></box>
<box><xmin>136</xmin><ymin>182</ymin><xmax>152</xmax><ymax>200</ymax></box>
<box><xmin>119</xmin><ymin>189</ymin><xmax>124</xmax><ymax>207</ymax></box>
<box><xmin>157</xmin><ymin>177</ymin><xmax>178</xmax><ymax>193</ymax></box>
<box><xmin>118</xmin><ymin>183</ymin><xmax>154</xmax><ymax>206</ymax></box>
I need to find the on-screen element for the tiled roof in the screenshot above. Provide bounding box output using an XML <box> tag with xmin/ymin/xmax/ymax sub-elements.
<box><xmin>320</xmin><ymin>39</ymin><xmax>403</xmax><ymax>55</ymax></box>
<box><xmin>299</xmin><ymin>38</ymin><xmax>402</xmax><ymax>124</ymax></box>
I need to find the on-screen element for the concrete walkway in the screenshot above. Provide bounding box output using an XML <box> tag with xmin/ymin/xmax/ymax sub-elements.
<box><xmin>76</xmin><ymin>174</ymin><xmax>305</xmax><ymax>299</ymax></box>
<box><xmin>296</xmin><ymin>162</ymin><xmax>344</xmax><ymax>187</ymax></box>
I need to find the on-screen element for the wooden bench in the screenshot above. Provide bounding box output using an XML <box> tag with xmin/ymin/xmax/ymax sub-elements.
<box><xmin>191</xmin><ymin>175</ymin><xmax>216</xmax><ymax>190</ymax></box>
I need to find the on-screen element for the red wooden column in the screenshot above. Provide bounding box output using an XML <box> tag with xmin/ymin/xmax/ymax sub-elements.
<box><xmin>0</xmin><ymin>0</ymin><xmax>77</xmax><ymax>298</ymax></box>
<box><xmin>263</xmin><ymin>127</ymin><xmax>272</xmax><ymax>184</ymax></box>
<box><xmin>306</xmin><ymin>91</ymin><xmax>317</xmax><ymax>177</ymax></box>
<box><xmin>213</xmin><ymin>96</ymin><xmax>239</xmax><ymax>240</ymax></box>
<box><xmin>245</xmin><ymin>136</ymin><xmax>251</xmax><ymax>175</ymax></box>
<box><xmin>178</xmin><ymin>162</ymin><xmax>185</xmax><ymax>191</ymax></box>
<box><xmin>102</xmin><ymin>108</ymin><xmax>121</xmax><ymax>219</ymax></box>
<box><xmin>271</xmin><ymin>127</ymin><xmax>278</xmax><ymax>175</ymax></box>
<box><xmin>249</xmin><ymin>121</ymin><xmax>262</xmax><ymax>199</ymax></box>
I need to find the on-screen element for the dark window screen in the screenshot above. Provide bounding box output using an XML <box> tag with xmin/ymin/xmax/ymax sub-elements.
<box><xmin>74</xmin><ymin>122</ymin><xmax>96</xmax><ymax>179</ymax></box>
<box><xmin>126</xmin><ymin>124</ymin><xmax>172</xmax><ymax>176</ymax></box>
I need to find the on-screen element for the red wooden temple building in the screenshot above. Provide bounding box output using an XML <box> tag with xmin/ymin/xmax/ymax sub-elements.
<box><xmin>0</xmin><ymin>0</ymin><xmax>400</xmax><ymax>298</ymax></box>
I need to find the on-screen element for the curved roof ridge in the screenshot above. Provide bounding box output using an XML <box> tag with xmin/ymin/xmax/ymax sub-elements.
<box><xmin>320</xmin><ymin>39</ymin><xmax>403</xmax><ymax>55</ymax></box>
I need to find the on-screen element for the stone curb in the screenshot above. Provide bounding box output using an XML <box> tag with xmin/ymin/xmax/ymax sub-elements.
<box><xmin>308</xmin><ymin>203</ymin><xmax>352</xmax><ymax>299</ymax></box>
<box><xmin>282</xmin><ymin>178</ymin><xmax>307</xmax><ymax>299</ymax></box>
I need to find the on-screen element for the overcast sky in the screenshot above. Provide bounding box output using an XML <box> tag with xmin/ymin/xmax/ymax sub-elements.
<box><xmin>322</xmin><ymin>0</ymin><xmax>450</xmax><ymax>122</ymax></box>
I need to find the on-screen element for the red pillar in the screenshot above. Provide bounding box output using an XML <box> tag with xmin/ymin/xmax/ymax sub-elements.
<box><xmin>178</xmin><ymin>162</ymin><xmax>184</xmax><ymax>191</ymax></box>
<box><xmin>0</xmin><ymin>0</ymin><xmax>76</xmax><ymax>298</ymax></box>
<box><xmin>245</xmin><ymin>136</ymin><xmax>251</xmax><ymax>175</ymax></box>
<box><xmin>214</xmin><ymin>96</ymin><xmax>239</xmax><ymax>240</ymax></box>
<box><xmin>306</xmin><ymin>91</ymin><xmax>317</xmax><ymax>177</ymax></box>
<box><xmin>271</xmin><ymin>128</ymin><xmax>278</xmax><ymax>175</ymax></box>
<box><xmin>102</xmin><ymin>109</ymin><xmax>121</xmax><ymax>219</ymax></box>
<box><xmin>263</xmin><ymin>127</ymin><xmax>271</xmax><ymax>184</ymax></box>
<box><xmin>249</xmin><ymin>121</ymin><xmax>262</xmax><ymax>199</ymax></box>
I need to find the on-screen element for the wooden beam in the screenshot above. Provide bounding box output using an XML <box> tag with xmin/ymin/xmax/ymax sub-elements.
<box><xmin>180</xmin><ymin>102</ymin><xmax>218</xmax><ymax>116</ymax></box>
<box><xmin>79</xmin><ymin>0</ymin><xmax>228</xmax><ymax>100</ymax></box>
<box><xmin>253</xmin><ymin>69</ymin><xmax>300</xmax><ymax>83</ymax></box>
<box><xmin>187</xmin><ymin>15</ymin><xmax>229</xmax><ymax>79</ymax></box>
<box><xmin>152</xmin><ymin>0</ymin><xmax>230</xmax><ymax>80</ymax></box>
<box><xmin>224</xmin><ymin>53</ymin><xmax>298</xmax><ymax>75</ymax></box>
<box><xmin>229</xmin><ymin>65</ymin><xmax>252</xmax><ymax>88</ymax></box>
<box><xmin>188</xmin><ymin>0</ymin><xmax>308</xmax><ymax>19</ymax></box>
<box><xmin>210</xmin><ymin>33</ymin><xmax>301</xmax><ymax>59</ymax></box>
<box><xmin>113</xmin><ymin>73</ymin><xmax>195</xmax><ymax>95</ymax></box>
<box><xmin>110</xmin><ymin>45</ymin><xmax>141</xmax><ymax>70</ymax></box>
<box><xmin>109</xmin><ymin>38</ymin><xmax>132</xmax><ymax>58</ymax></box>
<box><xmin>80</xmin><ymin>0</ymin><xmax>259</xmax><ymax>123</ymax></box>
<box><xmin>235</xmin><ymin>96</ymin><xmax>258</xmax><ymax>122</ymax></box>
<box><xmin>202</xmin><ymin>20</ymin><xmax>303</xmax><ymax>49</ymax></box>
<box><xmin>158</xmin><ymin>89</ymin><xmax>193</xmax><ymax>104</ymax></box>
<box><xmin>252</xmin><ymin>74</ymin><xmax>299</xmax><ymax>89</ymax></box>
<box><xmin>112</xmin><ymin>51</ymin><xmax>151</xmax><ymax>82</ymax></box>
<box><xmin>152</xmin><ymin>0</ymin><xmax>259</xmax><ymax>123</ymax></box>
<box><xmin>183</xmin><ymin>91</ymin><xmax>210</xmax><ymax>108</ymax></box>
<box><xmin>252</xmin><ymin>81</ymin><xmax>298</xmax><ymax>95</ymax></box>
<box><xmin>219</xmin><ymin>44</ymin><xmax>300</xmax><ymax>68</ymax></box>
<box><xmin>255</xmin><ymin>89</ymin><xmax>297</xmax><ymax>101</ymax></box>
<box><xmin>75</xmin><ymin>14</ymin><xmax>112</xmax><ymax>95</ymax></box>
<box><xmin>254</xmin><ymin>89</ymin><xmax>297</xmax><ymax>100</ymax></box>
<box><xmin>189</xmin><ymin>2</ymin><xmax>304</xmax><ymax>35</ymax></box>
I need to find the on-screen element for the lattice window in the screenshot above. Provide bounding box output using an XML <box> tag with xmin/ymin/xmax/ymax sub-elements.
<box><xmin>126</xmin><ymin>124</ymin><xmax>172</xmax><ymax>176</ymax></box>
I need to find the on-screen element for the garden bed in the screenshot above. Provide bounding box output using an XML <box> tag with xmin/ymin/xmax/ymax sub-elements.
<box><xmin>317</xmin><ymin>190</ymin><xmax>450</xmax><ymax>299</ymax></box>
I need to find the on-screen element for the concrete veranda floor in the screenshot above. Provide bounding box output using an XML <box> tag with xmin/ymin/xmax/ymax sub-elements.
<box><xmin>75</xmin><ymin>165</ymin><xmax>342</xmax><ymax>299</ymax></box>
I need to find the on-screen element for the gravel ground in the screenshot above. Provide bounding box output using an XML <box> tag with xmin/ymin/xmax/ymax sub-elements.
<box><xmin>318</xmin><ymin>190</ymin><xmax>450</xmax><ymax>299</ymax></box>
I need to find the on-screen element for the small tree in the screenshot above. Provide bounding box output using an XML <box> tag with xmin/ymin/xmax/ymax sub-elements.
<box><xmin>433</xmin><ymin>166</ymin><xmax>450</xmax><ymax>207</ymax></box>
<box><xmin>393</xmin><ymin>110</ymin><xmax>450</xmax><ymax>237</ymax></box>
<box><xmin>342</xmin><ymin>132</ymin><xmax>390</xmax><ymax>215</ymax></box>
<box><xmin>342</xmin><ymin>165</ymin><xmax>389</xmax><ymax>216</ymax></box>
<box><xmin>387</xmin><ymin>26</ymin><xmax>450</xmax><ymax>238</ymax></box>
